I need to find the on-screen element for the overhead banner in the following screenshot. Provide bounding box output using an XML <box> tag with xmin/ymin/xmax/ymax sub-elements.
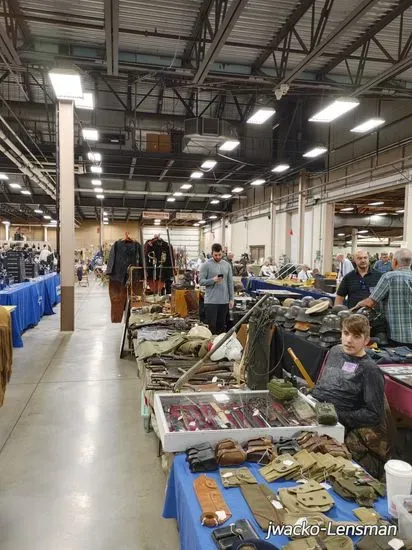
<box><xmin>143</xmin><ymin>211</ymin><xmax>170</xmax><ymax>220</ymax></box>
<box><xmin>176</xmin><ymin>212</ymin><xmax>203</xmax><ymax>220</ymax></box>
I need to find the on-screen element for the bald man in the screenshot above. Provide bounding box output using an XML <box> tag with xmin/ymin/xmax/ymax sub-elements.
<box><xmin>335</xmin><ymin>249</ymin><xmax>382</xmax><ymax>309</ymax></box>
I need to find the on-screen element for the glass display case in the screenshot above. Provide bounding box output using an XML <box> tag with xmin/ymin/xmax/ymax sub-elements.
<box><xmin>154</xmin><ymin>390</ymin><xmax>345</xmax><ymax>452</ymax></box>
<box><xmin>380</xmin><ymin>365</ymin><xmax>412</xmax><ymax>388</ymax></box>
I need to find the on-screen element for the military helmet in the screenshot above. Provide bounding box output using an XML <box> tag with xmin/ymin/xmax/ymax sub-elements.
<box><xmin>295</xmin><ymin>307</ymin><xmax>313</xmax><ymax>323</ymax></box>
<box><xmin>306</xmin><ymin>300</ymin><xmax>330</xmax><ymax>315</ymax></box>
<box><xmin>283</xmin><ymin>298</ymin><xmax>295</xmax><ymax>308</ymax></box>
<box><xmin>331</xmin><ymin>304</ymin><xmax>348</xmax><ymax>314</ymax></box>
<box><xmin>294</xmin><ymin>321</ymin><xmax>311</xmax><ymax>332</ymax></box>
<box><xmin>291</xmin><ymin>299</ymin><xmax>304</xmax><ymax>307</ymax></box>
<box><xmin>301</xmin><ymin>296</ymin><xmax>315</xmax><ymax>308</ymax></box>
<box><xmin>275</xmin><ymin>306</ymin><xmax>288</xmax><ymax>324</ymax></box>
<box><xmin>337</xmin><ymin>309</ymin><xmax>352</xmax><ymax>320</ymax></box>
<box><xmin>319</xmin><ymin>314</ymin><xmax>342</xmax><ymax>333</ymax></box>
<box><xmin>284</xmin><ymin>305</ymin><xmax>301</xmax><ymax>320</ymax></box>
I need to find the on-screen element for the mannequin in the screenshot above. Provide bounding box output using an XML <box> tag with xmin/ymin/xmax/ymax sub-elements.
<box><xmin>106</xmin><ymin>234</ymin><xmax>143</xmax><ymax>322</ymax></box>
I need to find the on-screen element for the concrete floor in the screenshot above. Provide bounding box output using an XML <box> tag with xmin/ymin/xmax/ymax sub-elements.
<box><xmin>0</xmin><ymin>279</ymin><xmax>179</xmax><ymax>550</ymax></box>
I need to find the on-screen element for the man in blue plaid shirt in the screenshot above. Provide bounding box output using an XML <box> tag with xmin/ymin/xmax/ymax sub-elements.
<box><xmin>355</xmin><ymin>248</ymin><xmax>412</xmax><ymax>346</ymax></box>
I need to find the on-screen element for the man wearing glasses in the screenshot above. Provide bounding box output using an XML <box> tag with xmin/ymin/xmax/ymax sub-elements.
<box><xmin>335</xmin><ymin>249</ymin><xmax>382</xmax><ymax>309</ymax></box>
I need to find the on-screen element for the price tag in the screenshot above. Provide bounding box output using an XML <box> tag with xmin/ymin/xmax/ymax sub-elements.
<box><xmin>222</xmin><ymin>472</ymin><xmax>233</xmax><ymax>478</ymax></box>
<box><xmin>320</xmin><ymin>482</ymin><xmax>331</xmax><ymax>490</ymax></box>
<box><xmin>216</xmin><ymin>510</ymin><xmax>227</xmax><ymax>521</ymax></box>
<box><xmin>271</xmin><ymin>500</ymin><xmax>283</xmax><ymax>510</ymax></box>
<box><xmin>283</xmin><ymin>459</ymin><xmax>294</xmax><ymax>467</ymax></box>
<box><xmin>296</xmin><ymin>479</ymin><xmax>308</xmax><ymax>484</ymax></box>
<box><xmin>388</xmin><ymin>539</ymin><xmax>405</xmax><ymax>550</ymax></box>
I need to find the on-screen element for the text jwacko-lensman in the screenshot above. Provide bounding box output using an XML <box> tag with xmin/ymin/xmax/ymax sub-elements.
<box><xmin>266</xmin><ymin>521</ymin><xmax>397</xmax><ymax>539</ymax></box>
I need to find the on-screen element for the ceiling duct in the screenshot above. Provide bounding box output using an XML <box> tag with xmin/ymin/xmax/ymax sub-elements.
<box><xmin>334</xmin><ymin>215</ymin><xmax>403</xmax><ymax>229</ymax></box>
<box><xmin>183</xmin><ymin>118</ymin><xmax>237</xmax><ymax>154</ymax></box>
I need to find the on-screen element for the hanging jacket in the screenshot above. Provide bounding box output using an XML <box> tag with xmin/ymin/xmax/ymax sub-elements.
<box><xmin>144</xmin><ymin>238</ymin><xmax>173</xmax><ymax>281</ymax></box>
<box><xmin>106</xmin><ymin>239</ymin><xmax>142</xmax><ymax>285</ymax></box>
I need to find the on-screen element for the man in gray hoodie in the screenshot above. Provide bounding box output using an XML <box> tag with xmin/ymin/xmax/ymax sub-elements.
<box><xmin>199</xmin><ymin>243</ymin><xmax>235</xmax><ymax>334</ymax></box>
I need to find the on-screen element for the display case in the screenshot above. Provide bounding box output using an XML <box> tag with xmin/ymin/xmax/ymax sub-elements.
<box><xmin>154</xmin><ymin>390</ymin><xmax>345</xmax><ymax>452</ymax></box>
<box><xmin>380</xmin><ymin>365</ymin><xmax>412</xmax><ymax>388</ymax></box>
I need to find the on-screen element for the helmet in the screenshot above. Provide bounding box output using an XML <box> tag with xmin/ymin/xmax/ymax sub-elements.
<box><xmin>275</xmin><ymin>306</ymin><xmax>288</xmax><ymax>324</ymax></box>
<box><xmin>337</xmin><ymin>310</ymin><xmax>352</xmax><ymax>320</ymax></box>
<box><xmin>319</xmin><ymin>314</ymin><xmax>342</xmax><ymax>334</ymax></box>
<box><xmin>283</xmin><ymin>298</ymin><xmax>295</xmax><ymax>308</ymax></box>
<box><xmin>331</xmin><ymin>304</ymin><xmax>348</xmax><ymax>314</ymax></box>
<box><xmin>306</xmin><ymin>300</ymin><xmax>330</xmax><ymax>315</ymax></box>
<box><xmin>302</xmin><ymin>296</ymin><xmax>315</xmax><ymax>308</ymax></box>
<box><xmin>294</xmin><ymin>321</ymin><xmax>311</xmax><ymax>332</ymax></box>
<box><xmin>284</xmin><ymin>305</ymin><xmax>301</xmax><ymax>320</ymax></box>
<box><xmin>291</xmin><ymin>299</ymin><xmax>304</xmax><ymax>307</ymax></box>
<box><xmin>296</xmin><ymin>308</ymin><xmax>313</xmax><ymax>323</ymax></box>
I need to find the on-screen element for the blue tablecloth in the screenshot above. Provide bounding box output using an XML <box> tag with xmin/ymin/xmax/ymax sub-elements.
<box><xmin>0</xmin><ymin>274</ymin><xmax>61</xmax><ymax>348</ymax></box>
<box><xmin>245</xmin><ymin>278</ymin><xmax>335</xmax><ymax>300</ymax></box>
<box><xmin>163</xmin><ymin>455</ymin><xmax>388</xmax><ymax>550</ymax></box>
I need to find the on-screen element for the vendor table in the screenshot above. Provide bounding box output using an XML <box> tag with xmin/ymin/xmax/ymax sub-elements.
<box><xmin>380</xmin><ymin>365</ymin><xmax>412</xmax><ymax>419</ymax></box>
<box><xmin>163</xmin><ymin>455</ymin><xmax>388</xmax><ymax>550</ymax></box>
<box><xmin>245</xmin><ymin>278</ymin><xmax>335</xmax><ymax>300</ymax></box>
<box><xmin>0</xmin><ymin>273</ymin><xmax>60</xmax><ymax>347</ymax></box>
<box><xmin>271</xmin><ymin>327</ymin><xmax>327</xmax><ymax>383</ymax></box>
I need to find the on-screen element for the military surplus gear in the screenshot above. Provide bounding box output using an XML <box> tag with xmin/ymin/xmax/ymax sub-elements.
<box><xmin>275</xmin><ymin>306</ymin><xmax>288</xmax><ymax>324</ymax></box>
<box><xmin>215</xmin><ymin>439</ymin><xmax>247</xmax><ymax>466</ymax></box>
<box><xmin>212</xmin><ymin>519</ymin><xmax>259</xmax><ymax>550</ymax></box>
<box><xmin>356</xmin><ymin>534</ymin><xmax>411</xmax><ymax>550</ymax></box>
<box><xmin>259</xmin><ymin>484</ymin><xmax>286</xmax><ymax>524</ymax></box>
<box><xmin>278</xmin><ymin>480</ymin><xmax>335</xmax><ymax>513</ymax></box>
<box><xmin>291</xmin><ymin>299</ymin><xmax>304</xmax><ymax>307</ymax></box>
<box><xmin>283</xmin><ymin>512</ymin><xmax>359</xmax><ymax>538</ymax></box>
<box><xmin>283</xmin><ymin>535</ymin><xmax>353</xmax><ymax>550</ymax></box>
<box><xmin>220</xmin><ymin>467</ymin><xmax>257</xmax><ymax>488</ymax></box>
<box><xmin>319</xmin><ymin>314</ymin><xmax>342</xmax><ymax>333</ymax></box>
<box><xmin>193</xmin><ymin>475</ymin><xmax>232</xmax><ymax>527</ymax></box>
<box><xmin>302</xmin><ymin>296</ymin><xmax>315</xmax><ymax>308</ymax></box>
<box><xmin>289</xmin><ymin>398</ymin><xmax>316</xmax><ymax>424</ymax></box>
<box><xmin>241</xmin><ymin>484</ymin><xmax>285</xmax><ymax>530</ymax></box>
<box><xmin>276</xmin><ymin>437</ymin><xmax>301</xmax><ymax>456</ymax></box>
<box><xmin>306</xmin><ymin>301</ymin><xmax>330</xmax><ymax>315</ymax></box>
<box><xmin>186</xmin><ymin>442</ymin><xmax>218</xmax><ymax>473</ymax></box>
<box><xmin>245</xmin><ymin>437</ymin><xmax>277</xmax><ymax>464</ymax></box>
<box><xmin>260</xmin><ymin>453</ymin><xmax>300</xmax><ymax>482</ymax></box>
<box><xmin>353</xmin><ymin>507</ymin><xmax>382</xmax><ymax>523</ymax></box>
<box><xmin>331</xmin><ymin>475</ymin><xmax>378</xmax><ymax>507</ymax></box>
<box><xmin>296</xmin><ymin>432</ymin><xmax>352</xmax><ymax>459</ymax></box>
<box><xmin>337</xmin><ymin>310</ymin><xmax>352</xmax><ymax>320</ymax></box>
<box><xmin>316</xmin><ymin>402</ymin><xmax>338</xmax><ymax>425</ymax></box>
<box><xmin>267</xmin><ymin>378</ymin><xmax>298</xmax><ymax>402</ymax></box>
<box><xmin>283</xmin><ymin>298</ymin><xmax>295</xmax><ymax>308</ymax></box>
<box><xmin>296</xmin><ymin>308</ymin><xmax>315</xmax><ymax>323</ymax></box>
<box><xmin>232</xmin><ymin>541</ymin><xmax>280</xmax><ymax>550</ymax></box>
<box><xmin>295</xmin><ymin>322</ymin><xmax>311</xmax><ymax>332</ymax></box>
<box><xmin>285</xmin><ymin>306</ymin><xmax>302</xmax><ymax>320</ymax></box>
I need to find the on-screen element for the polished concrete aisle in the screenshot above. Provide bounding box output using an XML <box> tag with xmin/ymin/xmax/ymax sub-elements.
<box><xmin>0</xmin><ymin>279</ymin><xmax>179</xmax><ymax>550</ymax></box>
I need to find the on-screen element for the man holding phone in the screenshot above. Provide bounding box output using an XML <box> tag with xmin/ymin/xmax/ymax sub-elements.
<box><xmin>199</xmin><ymin>243</ymin><xmax>235</xmax><ymax>334</ymax></box>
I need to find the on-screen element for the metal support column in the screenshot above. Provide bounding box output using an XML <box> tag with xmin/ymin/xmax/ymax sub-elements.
<box><xmin>404</xmin><ymin>180</ymin><xmax>412</xmax><ymax>248</ymax></box>
<box><xmin>221</xmin><ymin>217</ymin><xmax>226</xmax><ymax>248</ymax></box>
<box><xmin>270</xmin><ymin>184</ymin><xmax>276</xmax><ymax>260</ymax></box>
<box><xmin>351</xmin><ymin>228</ymin><xmax>358</xmax><ymax>255</ymax></box>
<box><xmin>320</xmin><ymin>202</ymin><xmax>334</xmax><ymax>273</ymax></box>
<box><xmin>58</xmin><ymin>100</ymin><xmax>75</xmax><ymax>332</ymax></box>
<box><xmin>4</xmin><ymin>221</ymin><xmax>9</xmax><ymax>241</ymax></box>
<box><xmin>297</xmin><ymin>171</ymin><xmax>306</xmax><ymax>264</ymax></box>
<box><xmin>44</xmin><ymin>226</ymin><xmax>48</xmax><ymax>242</ymax></box>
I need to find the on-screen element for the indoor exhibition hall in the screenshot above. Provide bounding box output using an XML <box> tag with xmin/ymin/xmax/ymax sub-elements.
<box><xmin>1</xmin><ymin>1</ymin><xmax>412</xmax><ymax>549</ymax></box>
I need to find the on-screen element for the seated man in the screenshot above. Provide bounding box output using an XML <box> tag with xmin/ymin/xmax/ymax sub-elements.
<box><xmin>259</xmin><ymin>260</ymin><xmax>275</xmax><ymax>278</ymax></box>
<box><xmin>311</xmin><ymin>315</ymin><xmax>390</xmax><ymax>478</ymax></box>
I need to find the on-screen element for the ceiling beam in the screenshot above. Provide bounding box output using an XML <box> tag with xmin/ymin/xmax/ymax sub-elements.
<box><xmin>353</xmin><ymin>53</ymin><xmax>412</xmax><ymax>96</ymax></box>
<box><xmin>104</xmin><ymin>0</ymin><xmax>119</xmax><ymax>76</ymax></box>
<box><xmin>193</xmin><ymin>0</ymin><xmax>249</xmax><ymax>84</ymax></box>
<box><xmin>320</xmin><ymin>0</ymin><xmax>412</xmax><ymax>76</ymax></box>
<box><xmin>280</xmin><ymin>0</ymin><xmax>380</xmax><ymax>85</ymax></box>
<box><xmin>252</xmin><ymin>0</ymin><xmax>315</xmax><ymax>71</ymax></box>
<box><xmin>182</xmin><ymin>0</ymin><xmax>214</xmax><ymax>66</ymax></box>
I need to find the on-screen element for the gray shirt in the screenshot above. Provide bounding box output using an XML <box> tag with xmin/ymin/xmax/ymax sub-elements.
<box><xmin>199</xmin><ymin>258</ymin><xmax>234</xmax><ymax>304</ymax></box>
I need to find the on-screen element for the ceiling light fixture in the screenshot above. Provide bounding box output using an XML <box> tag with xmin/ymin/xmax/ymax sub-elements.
<box><xmin>340</xmin><ymin>207</ymin><xmax>354</xmax><ymax>212</ymax></box>
<box><xmin>167</xmin><ymin>197</ymin><xmax>176</xmax><ymax>202</ymax></box>
<box><xmin>181</xmin><ymin>183</ymin><xmax>192</xmax><ymax>190</ymax></box>
<box><xmin>376</xmin><ymin>212</ymin><xmax>388</xmax><ymax>216</ymax></box>
<box><xmin>272</xmin><ymin>164</ymin><xmax>290</xmax><ymax>173</ymax></box>
<box><xmin>193</xmin><ymin>223</ymin><xmax>200</xmax><ymax>227</ymax></box>
<box><xmin>75</xmin><ymin>92</ymin><xmax>94</xmax><ymax>110</ymax></box>
<box><xmin>351</xmin><ymin>118</ymin><xmax>385</xmax><ymax>133</ymax></box>
<box><xmin>9</xmin><ymin>183</ymin><xmax>21</xmax><ymax>189</ymax></box>
<box><xmin>43</xmin><ymin>215</ymin><xmax>51</xmax><ymax>220</ymax></box>
<box><xmin>103</xmin><ymin>211</ymin><xmax>108</xmax><ymax>215</ymax></box>
<box><xmin>21</xmin><ymin>189</ymin><xmax>31</xmax><ymax>195</ymax></box>
<box><xmin>247</xmin><ymin>108</ymin><xmax>276</xmax><ymax>125</ymax></box>
<box><xmin>201</xmin><ymin>160</ymin><xmax>217</xmax><ymax>170</ymax></box>
<box><xmin>173</xmin><ymin>192</ymin><xmax>183</xmax><ymax>197</ymax></box>
<box><xmin>91</xmin><ymin>180</ymin><xmax>102</xmax><ymax>186</ymax></box>
<box><xmin>103</xmin><ymin>221</ymin><xmax>109</xmax><ymax>225</ymax></box>
<box><xmin>337</xmin><ymin>233</ymin><xmax>345</xmax><ymax>237</ymax></box>
<box><xmin>1</xmin><ymin>220</ymin><xmax>10</xmax><ymax>225</ymax></box>
<box><xmin>0</xmin><ymin>174</ymin><xmax>8</xmax><ymax>180</ymax></box>
<box><xmin>251</xmin><ymin>179</ymin><xmax>265</xmax><ymax>186</ymax></box>
<box><xmin>210</xmin><ymin>199</ymin><xmax>220</xmax><ymax>204</ymax></box>
<box><xmin>88</xmin><ymin>152</ymin><xmax>102</xmax><ymax>162</ymax></box>
<box><xmin>209</xmin><ymin>215</ymin><xmax>217</xmax><ymax>219</ymax></box>
<box><xmin>90</xmin><ymin>166</ymin><xmax>102</xmax><ymax>174</ymax></box>
<box><xmin>358</xmin><ymin>230</ymin><xmax>369</xmax><ymax>234</ymax></box>
<box><xmin>221</xmin><ymin>194</ymin><xmax>232</xmax><ymax>199</ymax></box>
<box><xmin>94</xmin><ymin>187</ymin><xmax>103</xmax><ymax>193</ymax></box>
<box><xmin>396</xmin><ymin>209</ymin><xmax>405</xmax><ymax>214</ymax></box>
<box><xmin>82</xmin><ymin>128</ymin><xmax>99</xmax><ymax>141</ymax></box>
<box><xmin>34</xmin><ymin>209</ymin><xmax>43</xmax><ymax>214</ymax></box>
<box><xmin>198</xmin><ymin>220</ymin><xmax>206</xmax><ymax>224</ymax></box>
<box><xmin>303</xmin><ymin>146</ymin><xmax>327</xmax><ymax>158</ymax></box>
<box><xmin>219</xmin><ymin>140</ymin><xmax>240</xmax><ymax>152</ymax></box>
<box><xmin>368</xmin><ymin>201</ymin><xmax>384</xmax><ymax>206</ymax></box>
<box><xmin>190</xmin><ymin>171</ymin><xmax>203</xmax><ymax>179</ymax></box>
<box><xmin>232</xmin><ymin>187</ymin><xmax>243</xmax><ymax>193</ymax></box>
<box><xmin>96</xmin><ymin>194</ymin><xmax>105</xmax><ymax>199</ymax></box>
<box><xmin>309</xmin><ymin>97</ymin><xmax>360</xmax><ymax>123</ymax></box>
<box><xmin>49</xmin><ymin>68</ymin><xmax>83</xmax><ymax>100</ymax></box>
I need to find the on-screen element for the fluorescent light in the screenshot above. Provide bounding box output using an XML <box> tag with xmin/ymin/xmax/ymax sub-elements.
<box><xmin>96</xmin><ymin>194</ymin><xmax>105</xmax><ymax>199</ymax></box>
<box><xmin>181</xmin><ymin>183</ymin><xmax>192</xmax><ymax>190</ymax></box>
<box><xmin>376</xmin><ymin>212</ymin><xmax>388</xmax><ymax>216</ymax></box>
<box><xmin>247</xmin><ymin>108</ymin><xmax>276</xmax><ymax>125</ymax></box>
<box><xmin>368</xmin><ymin>201</ymin><xmax>384</xmax><ymax>206</ymax></box>
<box><xmin>193</xmin><ymin>223</ymin><xmax>200</xmax><ymax>227</ymax></box>
<box><xmin>43</xmin><ymin>215</ymin><xmax>51</xmax><ymax>220</ymax></box>
<box><xmin>9</xmin><ymin>183</ymin><xmax>21</xmax><ymax>189</ymax></box>
<box><xmin>351</xmin><ymin>118</ymin><xmax>385</xmax><ymax>133</ymax></box>
<box><xmin>88</xmin><ymin>152</ymin><xmax>102</xmax><ymax>162</ymax></box>
<box><xmin>272</xmin><ymin>164</ymin><xmax>290</xmax><ymax>173</ymax></box>
<box><xmin>82</xmin><ymin>128</ymin><xmax>99</xmax><ymax>141</ymax></box>
<box><xmin>209</xmin><ymin>215</ymin><xmax>217</xmax><ymax>219</ymax></box>
<box><xmin>198</xmin><ymin>220</ymin><xmax>206</xmax><ymax>224</ymax></box>
<box><xmin>201</xmin><ymin>160</ymin><xmax>217</xmax><ymax>170</ymax></box>
<box><xmin>232</xmin><ymin>187</ymin><xmax>243</xmax><ymax>193</ymax></box>
<box><xmin>75</xmin><ymin>92</ymin><xmax>94</xmax><ymax>110</ymax></box>
<box><xmin>103</xmin><ymin>221</ymin><xmax>109</xmax><ymax>225</ymax></box>
<box><xmin>340</xmin><ymin>207</ymin><xmax>354</xmax><ymax>212</ymax></box>
<box><xmin>90</xmin><ymin>166</ymin><xmax>102</xmax><ymax>174</ymax></box>
<box><xmin>103</xmin><ymin>211</ymin><xmax>108</xmax><ymax>215</ymax></box>
<box><xmin>91</xmin><ymin>179</ymin><xmax>101</xmax><ymax>186</ymax></box>
<box><xmin>358</xmin><ymin>230</ymin><xmax>369</xmax><ymax>234</ymax></box>
<box><xmin>49</xmin><ymin>69</ymin><xmax>83</xmax><ymax>100</ymax></box>
<box><xmin>210</xmin><ymin>199</ymin><xmax>220</xmax><ymax>205</ymax></box>
<box><xmin>2</xmin><ymin>220</ymin><xmax>10</xmax><ymax>225</ymax></box>
<box><xmin>34</xmin><ymin>209</ymin><xmax>43</xmax><ymax>214</ymax></box>
<box><xmin>251</xmin><ymin>179</ymin><xmax>265</xmax><ymax>186</ymax></box>
<box><xmin>190</xmin><ymin>171</ymin><xmax>203</xmax><ymax>179</ymax></box>
<box><xmin>396</xmin><ymin>209</ymin><xmax>405</xmax><ymax>214</ymax></box>
<box><xmin>94</xmin><ymin>187</ymin><xmax>103</xmax><ymax>193</ymax></box>
<box><xmin>0</xmin><ymin>174</ymin><xmax>8</xmax><ymax>180</ymax></box>
<box><xmin>167</xmin><ymin>197</ymin><xmax>176</xmax><ymax>202</ymax></box>
<box><xmin>173</xmin><ymin>192</ymin><xmax>183</xmax><ymax>197</ymax></box>
<box><xmin>21</xmin><ymin>189</ymin><xmax>31</xmax><ymax>195</ymax></box>
<box><xmin>337</xmin><ymin>233</ymin><xmax>345</xmax><ymax>236</ymax></box>
<box><xmin>219</xmin><ymin>140</ymin><xmax>240</xmax><ymax>151</ymax></box>
<box><xmin>221</xmin><ymin>194</ymin><xmax>232</xmax><ymax>199</ymax></box>
<box><xmin>303</xmin><ymin>146</ymin><xmax>327</xmax><ymax>158</ymax></box>
<box><xmin>309</xmin><ymin>97</ymin><xmax>359</xmax><ymax>123</ymax></box>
